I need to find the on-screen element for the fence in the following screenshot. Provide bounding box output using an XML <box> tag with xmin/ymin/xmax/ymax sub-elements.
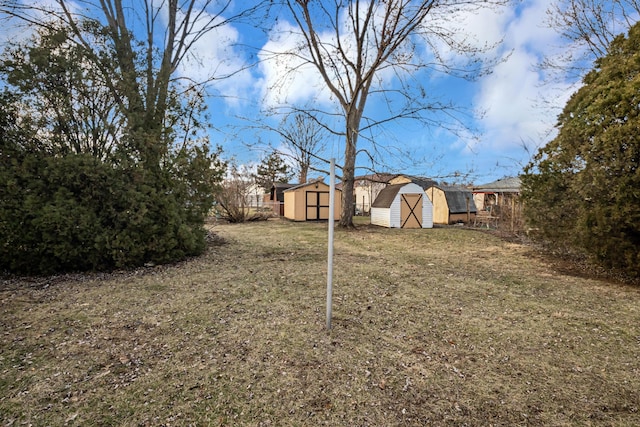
<box><xmin>474</xmin><ymin>196</ymin><xmax>524</xmax><ymax>234</ymax></box>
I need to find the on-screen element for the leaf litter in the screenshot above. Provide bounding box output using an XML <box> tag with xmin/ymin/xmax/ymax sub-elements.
<box><xmin>1</xmin><ymin>220</ymin><xmax>639</xmax><ymax>426</ymax></box>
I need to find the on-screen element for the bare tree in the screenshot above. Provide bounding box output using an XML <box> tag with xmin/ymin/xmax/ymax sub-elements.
<box><xmin>544</xmin><ymin>0</ymin><xmax>640</xmax><ymax>80</ymax></box>
<box><xmin>1</xmin><ymin>0</ymin><xmax>267</xmax><ymax>169</ymax></box>
<box><xmin>215</xmin><ymin>162</ymin><xmax>272</xmax><ymax>223</ymax></box>
<box><xmin>278</xmin><ymin>112</ymin><xmax>326</xmax><ymax>183</ymax></box>
<box><xmin>266</xmin><ymin>0</ymin><xmax>507</xmax><ymax>227</ymax></box>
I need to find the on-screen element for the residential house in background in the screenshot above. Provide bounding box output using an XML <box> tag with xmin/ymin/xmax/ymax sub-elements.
<box><xmin>472</xmin><ymin>177</ymin><xmax>522</xmax><ymax>231</ymax></box>
<box><xmin>472</xmin><ymin>177</ymin><xmax>521</xmax><ymax>211</ymax></box>
<box><xmin>245</xmin><ymin>183</ymin><xmax>266</xmax><ymax>210</ymax></box>
<box><xmin>351</xmin><ymin>173</ymin><xmax>396</xmax><ymax>215</ymax></box>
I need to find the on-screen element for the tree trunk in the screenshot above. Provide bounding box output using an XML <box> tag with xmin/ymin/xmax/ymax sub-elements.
<box><xmin>299</xmin><ymin>165</ymin><xmax>308</xmax><ymax>184</ymax></box>
<box><xmin>339</xmin><ymin>119</ymin><xmax>358</xmax><ymax>228</ymax></box>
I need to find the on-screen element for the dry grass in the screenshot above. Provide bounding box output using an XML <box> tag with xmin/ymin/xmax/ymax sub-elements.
<box><xmin>2</xmin><ymin>219</ymin><xmax>639</xmax><ymax>426</ymax></box>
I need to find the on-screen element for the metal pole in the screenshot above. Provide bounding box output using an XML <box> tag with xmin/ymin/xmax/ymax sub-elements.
<box><xmin>326</xmin><ymin>158</ymin><xmax>335</xmax><ymax>330</ymax></box>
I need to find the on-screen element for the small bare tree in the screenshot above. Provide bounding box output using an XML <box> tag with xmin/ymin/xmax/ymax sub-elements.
<box><xmin>278</xmin><ymin>112</ymin><xmax>326</xmax><ymax>183</ymax></box>
<box><xmin>215</xmin><ymin>163</ymin><xmax>271</xmax><ymax>223</ymax></box>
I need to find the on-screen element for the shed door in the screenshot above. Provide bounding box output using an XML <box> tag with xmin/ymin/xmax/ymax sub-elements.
<box><xmin>401</xmin><ymin>194</ymin><xmax>422</xmax><ymax>228</ymax></box>
<box><xmin>306</xmin><ymin>191</ymin><xmax>330</xmax><ymax>220</ymax></box>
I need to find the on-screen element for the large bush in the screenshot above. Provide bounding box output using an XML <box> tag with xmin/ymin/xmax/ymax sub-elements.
<box><xmin>0</xmin><ymin>145</ymin><xmax>222</xmax><ymax>275</ymax></box>
<box><xmin>0</xmin><ymin>21</ymin><xmax>225</xmax><ymax>276</ymax></box>
<box><xmin>521</xmin><ymin>22</ymin><xmax>640</xmax><ymax>277</ymax></box>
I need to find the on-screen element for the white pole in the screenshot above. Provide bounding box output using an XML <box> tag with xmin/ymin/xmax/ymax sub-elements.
<box><xmin>326</xmin><ymin>158</ymin><xmax>335</xmax><ymax>330</ymax></box>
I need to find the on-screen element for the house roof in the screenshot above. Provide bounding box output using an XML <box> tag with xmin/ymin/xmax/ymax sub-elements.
<box><xmin>473</xmin><ymin>177</ymin><xmax>521</xmax><ymax>193</ymax></box>
<box><xmin>429</xmin><ymin>185</ymin><xmax>477</xmax><ymax>213</ymax></box>
<box><xmin>354</xmin><ymin>173</ymin><xmax>397</xmax><ymax>184</ymax></box>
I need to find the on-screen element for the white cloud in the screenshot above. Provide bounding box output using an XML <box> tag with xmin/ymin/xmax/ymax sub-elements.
<box><xmin>0</xmin><ymin>0</ymin><xmax>80</xmax><ymax>46</ymax></box>
<box><xmin>421</xmin><ymin>2</ymin><xmax>513</xmax><ymax>71</ymax></box>
<box><xmin>471</xmin><ymin>0</ymin><xmax>574</xmax><ymax>153</ymax></box>
<box><xmin>171</xmin><ymin>10</ymin><xmax>255</xmax><ymax>107</ymax></box>
<box><xmin>255</xmin><ymin>3</ymin><xmax>452</xmax><ymax>111</ymax></box>
<box><xmin>256</xmin><ymin>20</ymin><xmax>333</xmax><ymax>108</ymax></box>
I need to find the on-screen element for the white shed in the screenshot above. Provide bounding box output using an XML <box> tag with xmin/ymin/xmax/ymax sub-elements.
<box><xmin>370</xmin><ymin>183</ymin><xmax>433</xmax><ymax>228</ymax></box>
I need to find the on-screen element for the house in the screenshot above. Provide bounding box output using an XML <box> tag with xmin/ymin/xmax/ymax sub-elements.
<box><xmin>283</xmin><ymin>180</ymin><xmax>342</xmax><ymax>221</ymax></box>
<box><xmin>245</xmin><ymin>183</ymin><xmax>266</xmax><ymax>209</ymax></box>
<box><xmin>425</xmin><ymin>185</ymin><xmax>477</xmax><ymax>224</ymax></box>
<box><xmin>370</xmin><ymin>182</ymin><xmax>434</xmax><ymax>228</ymax></box>
<box><xmin>472</xmin><ymin>177</ymin><xmax>522</xmax><ymax>230</ymax></box>
<box><xmin>352</xmin><ymin>173</ymin><xmax>396</xmax><ymax>215</ymax></box>
<box><xmin>472</xmin><ymin>177</ymin><xmax>521</xmax><ymax>211</ymax></box>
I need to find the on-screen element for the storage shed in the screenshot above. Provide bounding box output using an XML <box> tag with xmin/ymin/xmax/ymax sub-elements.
<box><xmin>370</xmin><ymin>183</ymin><xmax>433</xmax><ymax>228</ymax></box>
<box><xmin>283</xmin><ymin>181</ymin><xmax>342</xmax><ymax>221</ymax></box>
<box><xmin>426</xmin><ymin>185</ymin><xmax>477</xmax><ymax>225</ymax></box>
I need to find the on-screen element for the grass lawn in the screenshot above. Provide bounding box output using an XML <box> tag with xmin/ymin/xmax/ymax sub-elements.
<box><xmin>1</xmin><ymin>220</ymin><xmax>639</xmax><ymax>426</ymax></box>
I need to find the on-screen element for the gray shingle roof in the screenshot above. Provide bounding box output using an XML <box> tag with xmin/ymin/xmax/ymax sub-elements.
<box><xmin>400</xmin><ymin>175</ymin><xmax>438</xmax><ymax>190</ymax></box>
<box><xmin>473</xmin><ymin>177</ymin><xmax>521</xmax><ymax>193</ymax></box>
<box><xmin>371</xmin><ymin>184</ymin><xmax>405</xmax><ymax>208</ymax></box>
<box><xmin>429</xmin><ymin>185</ymin><xmax>477</xmax><ymax>213</ymax></box>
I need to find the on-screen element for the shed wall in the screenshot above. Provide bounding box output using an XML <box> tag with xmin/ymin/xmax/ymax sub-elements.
<box><xmin>284</xmin><ymin>182</ymin><xmax>342</xmax><ymax>221</ymax></box>
<box><xmin>450</xmin><ymin>212</ymin><xmax>474</xmax><ymax>223</ymax></box>
<box><xmin>293</xmin><ymin>187</ymin><xmax>306</xmax><ymax>220</ymax></box>
<box><xmin>427</xmin><ymin>187</ymin><xmax>449</xmax><ymax>224</ymax></box>
<box><xmin>421</xmin><ymin>195</ymin><xmax>434</xmax><ymax>228</ymax></box>
<box><xmin>370</xmin><ymin>208</ymin><xmax>391</xmax><ymax>227</ymax></box>
<box><xmin>283</xmin><ymin>191</ymin><xmax>296</xmax><ymax>220</ymax></box>
<box><xmin>389</xmin><ymin>195</ymin><xmax>402</xmax><ymax>228</ymax></box>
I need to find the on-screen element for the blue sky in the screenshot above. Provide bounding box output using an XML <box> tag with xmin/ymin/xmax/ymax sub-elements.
<box><xmin>2</xmin><ymin>0</ymin><xmax>582</xmax><ymax>185</ymax></box>
<box><xmin>188</xmin><ymin>0</ymin><xmax>578</xmax><ymax>185</ymax></box>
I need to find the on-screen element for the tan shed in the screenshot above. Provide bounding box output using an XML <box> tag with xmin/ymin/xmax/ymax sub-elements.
<box><xmin>425</xmin><ymin>185</ymin><xmax>477</xmax><ymax>225</ymax></box>
<box><xmin>370</xmin><ymin>183</ymin><xmax>433</xmax><ymax>228</ymax></box>
<box><xmin>283</xmin><ymin>181</ymin><xmax>342</xmax><ymax>221</ymax></box>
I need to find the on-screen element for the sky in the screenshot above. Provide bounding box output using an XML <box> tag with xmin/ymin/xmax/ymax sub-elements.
<box><xmin>189</xmin><ymin>0</ymin><xmax>579</xmax><ymax>185</ymax></box>
<box><xmin>0</xmin><ymin>0</ymin><xmax>589</xmax><ymax>184</ymax></box>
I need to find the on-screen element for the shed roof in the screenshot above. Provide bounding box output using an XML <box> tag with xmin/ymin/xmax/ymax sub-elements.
<box><xmin>269</xmin><ymin>182</ymin><xmax>297</xmax><ymax>202</ymax></box>
<box><xmin>394</xmin><ymin>174</ymin><xmax>438</xmax><ymax>190</ymax></box>
<box><xmin>473</xmin><ymin>177</ymin><xmax>521</xmax><ymax>193</ymax></box>
<box><xmin>284</xmin><ymin>179</ymin><xmax>332</xmax><ymax>192</ymax></box>
<box><xmin>371</xmin><ymin>184</ymin><xmax>405</xmax><ymax>208</ymax></box>
<box><xmin>430</xmin><ymin>185</ymin><xmax>477</xmax><ymax>213</ymax></box>
<box><xmin>409</xmin><ymin>176</ymin><xmax>438</xmax><ymax>190</ymax></box>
